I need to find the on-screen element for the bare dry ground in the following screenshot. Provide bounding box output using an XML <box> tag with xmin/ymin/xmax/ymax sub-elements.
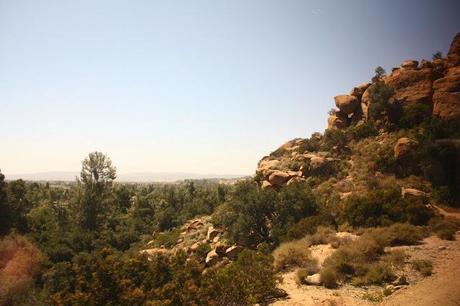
<box><xmin>272</xmin><ymin>208</ymin><xmax>460</xmax><ymax>306</ymax></box>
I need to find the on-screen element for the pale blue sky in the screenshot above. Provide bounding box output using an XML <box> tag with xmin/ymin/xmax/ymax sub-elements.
<box><xmin>1</xmin><ymin>0</ymin><xmax>459</xmax><ymax>175</ymax></box>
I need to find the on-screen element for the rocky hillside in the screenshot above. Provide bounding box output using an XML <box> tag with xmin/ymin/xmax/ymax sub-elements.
<box><xmin>256</xmin><ymin>32</ymin><xmax>460</xmax><ymax>191</ymax></box>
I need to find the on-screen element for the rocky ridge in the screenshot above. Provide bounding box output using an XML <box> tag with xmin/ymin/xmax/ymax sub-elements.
<box><xmin>256</xmin><ymin>32</ymin><xmax>460</xmax><ymax>188</ymax></box>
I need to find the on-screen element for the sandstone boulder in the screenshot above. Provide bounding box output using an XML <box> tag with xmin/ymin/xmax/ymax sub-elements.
<box><xmin>400</xmin><ymin>60</ymin><xmax>419</xmax><ymax>69</ymax></box>
<box><xmin>350</xmin><ymin>83</ymin><xmax>371</xmax><ymax>98</ymax></box>
<box><xmin>327</xmin><ymin>110</ymin><xmax>349</xmax><ymax>129</ymax></box>
<box><xmin>401</xmin><ymin>187</ymin><xmax>429</xmax><ymax>199</ymax></box>
<box><xmin>261</xmin><ymin>180</ymin><xmax>273</xmax><ymax>189</ymax></box>
<box><xmin>286</xmin><ymin>176</ymin><xmax>306</xmax><ymax>186</ymax></box>
<box><xmin>215</xmin><ymin>242</ymin><xmax>227</xmax><ymax>256</ymax></box>
<box><xmin>257</xmin><ymin>159</ymin><xmax>280</xmax><ymax>176</ymax></box>
<box><xmin>334</xmin><ymin>95</ymin><xmax>360</xmax><ymax>115</ymax></box>
<box><xmin>384</xmin><ymin>68</ymin><xmax>434</xmax><ymax>105</ymax></box>
<box><xmin>225</xmin><ymin>245</ymin><xmax>243</xmax><ymax>260</ymax></box>
<box><xmin>394</xmin><ymin>138</ymin><xmax>418</xmax><ymax>159</ymax></box>
<box><xmin>268</xmin><ymin>170</ymin><xmax>292</xmax><ymax>187</ymax></box>
<box><xmin>206</xmin><ymin>226</ymin><xmax>219</xmax><ymax>242</ymax></box>
<box><xmin>305</xmin><ymin>273</ymin><xmax>322</xmax><ymax>286</ymax></box>
<box><xmin>205</xmin><ymin>250</ymin><xmax>220</xmax><ymax>266</ymax></box>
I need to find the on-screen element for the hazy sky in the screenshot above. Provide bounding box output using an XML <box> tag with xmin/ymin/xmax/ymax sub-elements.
<box><xmin>1</xmin><ymin>0</ymin><xmax>459</xmax><ymax>176</ymax></box>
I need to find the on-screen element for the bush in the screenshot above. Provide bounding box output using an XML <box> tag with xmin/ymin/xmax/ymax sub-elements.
<box><xmin>399</xmin><ymin>103</ymin><xmax>431</xmax><ymax>129</ymax></box>
<box><xmin>343</xmin><ymin>181</ymin><xmax>434</xmax><ymax>228</ymax></box>
<box><xmin>284</xmin><ymin>216</ymin><xmax>326</xmax><ymax>241</ymax></box>
<box><xmin>430</xmin><ymin>218</ymin><xmax>457</xmax><ymax>240</ymax></box>
<box><xmin>347</xmin><ymin>122</ymin><xmax>378</xmax><ymax>141</ymax></box>
<box><xmin>351</xmin><ymin>262</ymin><xmax>395</xmax><ymax>286</ymax></box>
<box><xmin>204</xmin><ymin>250</ymin><xmax>278</xmax><ymax>305</ymax></box>
<box><xmin>295</xmin><ymin>265</ymin><xmax>320</xmax><ymax>286</ymax></box>
<box><xmin>412</xmin><ymin>259</ymin><xmax>433</xmax><ymax>276</ymax></box>
<box><xmin>320</xmin><ymin>267</ymin><xmax>338</xmax><ymax>288</ymax></box>
<box><xmin>322</xmin><ymin>224</ymin><xmax>423</xmax><ymax>287</ymax></box>
<box><xmin>273</xmin><ymin>239</ymin><xmax>317</xmax><ymax>272</ymax></box>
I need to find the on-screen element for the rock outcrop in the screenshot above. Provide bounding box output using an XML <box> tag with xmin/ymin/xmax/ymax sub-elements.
<box><xmin>433</xmin><ymin>66</ymin><xmax>460</xmax><ymax>119</ymax></box>
<box><xmin>327</xmin><ymin>110</ymin><xmax>349</xmax><ymax>129</ymax></box>
<box><xmin>383</xmin><ymin>65</ymin><xmax>434</xmax><ymax>105</ymax></box>
<box><xmin>394</xmin><ymin>138</ymin><xmax>418</xmax><ymax>159</ymax></box>
<box><xmin>334</xmin><ymin>95</ymin><xmax>360</xmax><ymax>115</ymax></box>
<box><xmin>326</xmin><ymin>32</ymin><xmax>460</xmax><ymax>128</ymax></box>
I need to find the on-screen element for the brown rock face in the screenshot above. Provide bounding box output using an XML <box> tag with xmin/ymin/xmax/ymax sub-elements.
<box><xmin>334</xmin><ymin>95</ymin><xmax>360</xmax><ymax>115</ymax></box>
<box><xmin>327</xmin><ymin>110</ymin><xmax>349</xmax><ymax>129</ymax></box>
<box><xmin>384</xmin><ymin>68</ymin><xmax>434</xmax><ymax>105</ymax></box>
<box><xmin>400</xmin><ymin>60</ymin><xmax>419</xmax><ymax>69</ymax></box>
<box><xmin>433</xmin><ymin>66</ymin><xmax>460</xmax><ymax>119</ymax></box>
<box><xmin>394</xmin><ymin>138</ymin><xmax>418</xmax><ymax>159</ymax></box>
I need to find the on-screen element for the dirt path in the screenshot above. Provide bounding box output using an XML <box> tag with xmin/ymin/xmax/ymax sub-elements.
<box><xmin>382</xmin><ymin>233</ymin><xmax>460</xmax><ymax>306</ymax></box>
<box><xmin>271</xmin><ymin>212</ymin><xmax>460</xmax><ymax>306</ymax></box>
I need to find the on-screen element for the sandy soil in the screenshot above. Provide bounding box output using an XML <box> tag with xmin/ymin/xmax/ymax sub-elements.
<box><xmin>271</xmin><ymin>209</ymin><xmax>460</xmax><ymax>306</ymax></box>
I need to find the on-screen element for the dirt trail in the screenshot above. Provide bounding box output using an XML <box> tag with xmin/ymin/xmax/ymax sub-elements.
<box><xmin>271</xmin><ymin>208</ymin><xmax>460</xmax><ymax>306</ymax></box>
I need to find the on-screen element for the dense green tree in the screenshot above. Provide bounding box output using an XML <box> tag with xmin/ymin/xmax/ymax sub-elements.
<box><xmin>78</xmin><ymin>152</ymin><xmax>117</xmax><ymax>231</ymax></box>
<box><xmin>0</xmin><ymin>170</ymin><xmax>9</xmax><ymax>234</ymax></box>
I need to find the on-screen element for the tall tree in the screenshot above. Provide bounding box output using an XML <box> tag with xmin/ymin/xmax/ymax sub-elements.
<box><xmin>0</xmin><ymin>170</ymin><xmax>10</xmax><ymax>234</ymax></box>
<box><xmin>78</xmin><ymin>152</ymin><xmax>117</xmax><ymax>231</ymax></box>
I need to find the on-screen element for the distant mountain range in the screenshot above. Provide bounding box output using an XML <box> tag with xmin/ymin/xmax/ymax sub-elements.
<box><xmin>5</xmin><ymin>171</ymin><xmax>248</xmax><ymax>182</ymax></box>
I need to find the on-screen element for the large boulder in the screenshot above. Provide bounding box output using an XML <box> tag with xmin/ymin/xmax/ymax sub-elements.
<box><xmin>268</xmin><ymin>170</ymin><xmax>292</xmax><ymax>187</ymax></box>
<box><xmin>205</xmin><ymin>250</ymin><xmax>221</xmax><ymax>266</ymax></box>
<box><xmin>401</xmin><ymin>187</ymin><xmax>429</xmax><ymax>200</ymax></box>
<box><xmin>305</xmin><ymin>273</ymin><xmax>322</xmax><ymax>286</ymax></box>
<box><xmin>433</xmin><ymin>66</ymin><xmax>460</xmax><ymax>119</ymax></box>
<box><xmin>384</xmin><ymin>67</ymin><xmax>434</xmax><ymax>105</ymax></box>
<box><xmin>334</xmin><ymin>95</ymin><xmax>360</xmax><ymax>115</ymax></box>
<box><xmin>350</xmin><ymin>82</ymin><xmax>371</xmax><ymax>98</ymax></box>
<box><xmin>327</xmin><ymin>110</ymin><xmax>349</xmax><ymax>129</ymax></box>
<box><xmin>225</xmin><ymin>245</ymin><xmax>243</xmax><ymax>260</ymax></box>
<box><xmin>394</xmin><ymin>138</ymin><xmax>419</xmax><ymax>159</ymax></box>
<box><xmin>361</xmin><ymin>86</ymin><xmax>372</xmax><ymax>120</ymax></box>
<box><xmin>206</xmin><ymin>226</ymin><xmax>219</xmax><ymax>242</ymax></box>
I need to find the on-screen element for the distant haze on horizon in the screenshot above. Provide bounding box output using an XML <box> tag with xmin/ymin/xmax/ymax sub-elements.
<box><xmin>1</xmin><ymin>0</ymin><xmax>460</xmax><ymax>176</ymax></box>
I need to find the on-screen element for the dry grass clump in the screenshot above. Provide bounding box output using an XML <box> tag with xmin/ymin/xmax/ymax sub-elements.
<box><xmin>321</xmin><ymin>224</ymin><xmax>423</xmax><ymax>287</ymax></box>
<box><xmin>412</xmin><ymin>259</ymin><xmax>433</xmax><ymax>276</ymax></box>
<box><xmin>429</xmin><ymin>217</ymin><xmax>458</xmax><ymax>240</ymax></box>
<box><xmin>320</xmin><ymin>267</ymin><xmax>338</xmax><ymax>289</ymax></box>
<box><xmin>273</xmin><ymin>239</ymin><xmax>317</xmax><ymax>272</ymax></box>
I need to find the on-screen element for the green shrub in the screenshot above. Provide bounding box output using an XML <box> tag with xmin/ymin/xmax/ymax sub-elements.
<box><xmin>320</xmin><ymin>267</ymin><xmax>338</xmax><ymax>288</ymax></box>
<box><xmin>351</xmin><ymin>262</ymin><xmax>395</xmax><ymax>286</ymax></box>
<box><xmin>295</xmin><ymin>265</ymin><xmax>320</xmax><ymax>285</ymax></box>
<box><xmin>430</xmin><ymin>218</ymin><xmax>457</xmax><ymax>240</ymax></box>
<box><xmin>347</xmin><ymin>122</ymin><xmax>378</xmax><ymax>141</ymax></box>
<box><xmin>412</xmin><ymin>259</ymin><xmax>433</xmax><ymax>276</ymax></box>
<box><xmin>362</xmin><ymin>292</ymin><xmax>383</xmax><ymax>302</ymax></box>
<box><xmin>322</xmin><ymin>224</ymin><xmax>423</xmax><ymax>287</ymax></box>
<box><xmin>399</xmin><ymin>103</ymin><xmax>431</xmax><ymax>129</ymax></box>
<box><xmin>152</xmin><ymin>228</ymin><xmax>181</xmax><ymax>248</ymax></box>
<box><xmin>284</xmin><ymin>216</ymin><xmax>326</xmax><ymax>241</ymax></box>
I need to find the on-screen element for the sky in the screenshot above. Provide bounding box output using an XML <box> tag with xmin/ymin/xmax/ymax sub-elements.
<box><xmin>1</xmin><ymin>0</ymin><xmax>460</xmax><ymax>177</ymax></box>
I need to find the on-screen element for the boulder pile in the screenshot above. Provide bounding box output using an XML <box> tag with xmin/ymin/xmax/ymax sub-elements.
<box><xmin>327</xmin><ymin>32</ymin><xmax>460</xmax><ymax>128</ymax></box>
